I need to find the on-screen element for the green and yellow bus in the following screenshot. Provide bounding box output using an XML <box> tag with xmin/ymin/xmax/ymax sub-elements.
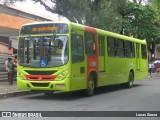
<box><xmin>17</xmin><ymin>21</ymin><xmax>148</xmax><ymax>96</ymax></box>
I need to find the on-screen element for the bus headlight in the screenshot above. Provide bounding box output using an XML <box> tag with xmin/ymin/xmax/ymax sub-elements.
<box><xmin>17</xmin><ymin>71</ymin><xmax>26</xmax><ymax>80</ymax></box>
<box><xmin>55</xmin><ymin>69</ymin><xmax>69</xmax><ymax>81</ymax></box>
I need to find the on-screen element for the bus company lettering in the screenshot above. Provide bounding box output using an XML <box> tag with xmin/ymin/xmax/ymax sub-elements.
<box><xmin>129</xmin><ymin>63</ymin><xmax>134</xmax><ymax>67</ymax></box>
<box><xmin>90</xmin><ymin>61</ymin><xmax>96</xmax><ymax>67</ymax></box>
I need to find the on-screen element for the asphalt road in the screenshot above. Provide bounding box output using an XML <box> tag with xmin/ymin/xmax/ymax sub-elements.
<box><xmin>0</xmin><ymin>76</ymin><xmax>160</xmax><ymax>120</ymax></box>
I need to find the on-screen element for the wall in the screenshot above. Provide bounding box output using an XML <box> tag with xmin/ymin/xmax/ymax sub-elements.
<box><xmin>0</xmin><ymin>43</ymin><xmax>13</xmax><ymax>54</ymax></box>
<box><xmin>0</xmin><ymin>13</ymin><xmax>34</xmax><ymax>29</ymax></box>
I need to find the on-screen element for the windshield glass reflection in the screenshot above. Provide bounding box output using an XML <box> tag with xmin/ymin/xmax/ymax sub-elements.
<box><xmin>18</xmin><ymin>36</ymin><xmax>68</xmax><ymax>67</ymax></box>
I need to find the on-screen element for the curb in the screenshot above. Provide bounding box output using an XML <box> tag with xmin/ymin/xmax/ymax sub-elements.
<box><xmin>0</xmin><ymin>91</ymin><xmax>40</xmax><ymax>99</ymax></box>
<box><xmin>0</xmin><ymin>80</ymin><xmax>7</xmax><ymax>82</ymax></box>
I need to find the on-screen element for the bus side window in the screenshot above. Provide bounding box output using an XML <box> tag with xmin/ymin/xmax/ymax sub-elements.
<box><xmin>117</xmin><ymin>39</ymin><xmax>124</xmax><ymax>58</ymax></box>
<box><xmin>71</xmin><ymin>33</ymin><xmax>84</xmax><ymax>63</ymax></box>
<box><xmin>107</xmin><ymin>36</ymin><xmax>117</xmax><ymax>57</ymax></box>
<box><xmin>85</xmin><ymin>32</ymin><xmax>95</xmax><ymax>55</ymax></box>
<box><xmin>124</xmin><ymin>41</ymin><xmax>135</xmax><ymax>58</ymax></box>
<box><xmin>124</xmin><ymin>41</ymin><xmax>130</xmax><ymax>58</ymax></box>
<box><xmin>141</xmin><ymin>44</ymin><xmax>147</xmax><ymax>59</ymax></box>
<box><xmin>131</xmin><ymin>42</ymin><xmax>135</xmax><ymax>58</ymax></box>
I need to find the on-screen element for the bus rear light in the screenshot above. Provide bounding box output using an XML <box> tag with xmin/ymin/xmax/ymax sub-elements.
<box><xmin>55</xmin><ymin>84</ymin><xmax>66</xmax><ymax>88</ymax></box>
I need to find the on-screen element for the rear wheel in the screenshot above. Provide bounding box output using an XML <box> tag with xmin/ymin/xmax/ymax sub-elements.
<box><xmin>126</xmin><ymin>72</ymin><xmax>134</xmax><ymax>88</ymax></box>
<box><xmin>86</xmin><ymin>75</ymin><xmax>95</xmax><ymax>96</ymax></box>
<box><xmin>121</xmin><ymin>72</ymin><xmax>134</xmax><ymax>88</ymax></box>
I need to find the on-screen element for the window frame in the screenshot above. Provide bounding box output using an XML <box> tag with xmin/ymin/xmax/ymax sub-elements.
<box><xmin>71</xmin><ymin>33</ymin><xmax>84</xmax><ymax>63</ymax></box>
<box><xmin>141</xmin><ymin>44</ymin><xmax>147</xmax><ymax>59</ymax></box>
<box><xmin>85</xmin><ymin>32</ymin><xmax>96</xmax><ymax>56</ymax></box>
<box><xmin>107</xmin><ymin>36</ymin><xmax>117</xmax><ymax>57</ymax></box>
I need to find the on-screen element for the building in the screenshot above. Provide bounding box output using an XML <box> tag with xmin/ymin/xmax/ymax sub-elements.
<box><xmin>0</xmin><ymin>2</ymin><xmax>57</xmax><ymax>55</ymax></box>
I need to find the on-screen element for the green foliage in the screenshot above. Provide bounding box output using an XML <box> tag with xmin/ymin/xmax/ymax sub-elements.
<box><xmin>5</xmin><ymin>0</ymin><xmax>126</xmax><ymax>33</ymax></box>
<box><xmin>87</xmin><ymin>0</ymin><xmax>126</xmax><ymax>33</ymax></box>
<box><xmin>6</xmin><ymin>0</ymin><xmax>126</xmax><ymax>33</ymax></box>
<box><xmin>53</xmin><ymin>0</ymin><xmax>127</xmax><ymax>33</ymax></box>
<box><xmin>151</xmin><ymin>0</ymin><xmax>160</xmax><ymax>8</ymax></box>
<box><xmin>53</xmin><ymin>0</ymin><xmax>89</xmax><ymax>24</ymax></box>
<box><xmin>122</xmin><ymin>2</ymin><xmax>160</xmax><ymax>43</ymax></box>
<box><xmin>6</xmin><ymin>0</ymin><xmax>160</xmax><ymax>44</ymax></box>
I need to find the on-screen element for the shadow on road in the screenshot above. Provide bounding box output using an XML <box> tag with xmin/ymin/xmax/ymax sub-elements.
<box><xmin>23</xmin><ymin>84</ymin><xmax>143</xmax><ymax>101</ymax></box>
<box><xmin>95</xmin><ymin>84</ymin><xmax>141</xmax><ymax>95</ymax></box>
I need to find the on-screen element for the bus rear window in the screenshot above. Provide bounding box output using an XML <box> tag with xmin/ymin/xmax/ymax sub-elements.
<box><xmin>141</xmin><ymin>44</ymin><xmax>147</xmax><ymax>59</ymax></box>
<box><xmin>20</xmin><ymin>23</ymin><xmax>69</xmax><ymax>35</ymax></box>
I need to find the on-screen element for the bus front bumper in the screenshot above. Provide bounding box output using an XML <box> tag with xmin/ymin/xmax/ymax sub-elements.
<box><xmin>17</xmin><ymin>77</ymin><xmax>70</xmax><ymax>92</ymax></box>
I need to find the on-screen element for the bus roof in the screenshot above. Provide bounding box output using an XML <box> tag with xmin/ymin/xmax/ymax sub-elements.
<box><xmin>71</xmin><ymin>23</ymin><xmax>146</xmax><ymax>44</ymax></box>
<box><xmin>21</xmin><ymin>21</ymin><xmax>70</xmax><ymax>27</ymax></box>
<box><xmin>96</xmin><ymin>29</ymin><xmax>146</xmax><ymax>44</ymax></box>
<box><xmin>70</xmin><ymin>22</ymin><xmax>146</xmax><ymax>44</ymax></box>
<box><xmin>21</xmin><ymin>21</ymin><xmax>146</xmax><ymax>44</ymax></box>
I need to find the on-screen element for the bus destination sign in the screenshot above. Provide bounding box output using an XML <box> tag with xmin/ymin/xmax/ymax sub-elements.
<box><xmin>20</xmin><ymin>23</ymin><xmax>68</xmax><ymax>35</ymax></box>
<box><xmin>32</xmin><ymin>26</ymin><xmax>57</xmax><ymax>32</ymax></box>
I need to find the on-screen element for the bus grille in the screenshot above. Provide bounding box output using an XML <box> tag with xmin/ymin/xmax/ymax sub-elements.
<box><xmin>31</xmin><ymin>83</ymin><xmax>50</xmax><ymax>87</ymax></box>
<box><xmin>24</xmin><ymin>70</ymin><xmax>57</xmax><ymax>75</ymax></box>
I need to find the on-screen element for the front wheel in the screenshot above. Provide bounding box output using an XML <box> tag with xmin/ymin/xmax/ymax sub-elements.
<box><xmin>86</xmin><ymin>75</ymin><xmax>95</xmax><ymax>96</ymax></box>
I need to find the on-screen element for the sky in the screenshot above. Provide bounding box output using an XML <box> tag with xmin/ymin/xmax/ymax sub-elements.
<box><xmin>14</xmin><ymin>0</ymin><xmax>68</xmax><ymax>21</ymax></box>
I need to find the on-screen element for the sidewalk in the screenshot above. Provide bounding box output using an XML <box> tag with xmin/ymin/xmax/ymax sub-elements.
<box><xmin>0</xmin><ymin>73</ymin><xmax>159</xmax><ymax>99</ymax></box>
<box><xmin>0</xmin><ymin>80</ymin><xmax>39</xmax><ymax>99</ymax></box>
<box><xmin>148</xmin><ymin>72</ymin><xmax>160</xmax><ymax>78</ymax></box>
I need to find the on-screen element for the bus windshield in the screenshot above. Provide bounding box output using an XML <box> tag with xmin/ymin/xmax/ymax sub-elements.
<box><xmin>18</xmin><ymin>35</ymin><xmax>68</xmax><ymax>67</ymax></box>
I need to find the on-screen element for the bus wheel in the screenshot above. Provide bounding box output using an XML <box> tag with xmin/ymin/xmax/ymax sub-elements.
<box><xmin>44</xmin><ymin>91</ymin><xmax>54</xmax><ymax>96</ymax></box>
<box><xmin>127</xmin><ymin>72</ymin><xmax>134</xmax><ymax>88</ymax></box>
<box><xmin>86</xmin><ymin>75</ymin><xmax>95</xmax><ymax>96</ymax></box>
<box><xmin>121</xmin><ymin>72</ymin><xmax>134</xmax><ymax>88</ymax></box>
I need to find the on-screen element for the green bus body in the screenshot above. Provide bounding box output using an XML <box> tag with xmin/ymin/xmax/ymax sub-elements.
<box><xmin>17</xmin><ymin>21</ymin><xmax>148</xmax><ymax>95</ymax></box>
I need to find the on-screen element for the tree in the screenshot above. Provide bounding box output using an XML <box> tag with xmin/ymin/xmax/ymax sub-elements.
<box><xmin>151</xmin><ymin>0</ymin><xmax>160</xmax><ymax>8</ymax></box>
<box><xmin>86</xmin><ymin>0</ymin><xmax>127</xmax><ymax>32</ymax></box>
<box><xmin>32</xmin><ymin>0</ymin><xmax>127</xmax><ymax>33</ymax></box>
<box><xmin>5</xmin><ymin>0</ymin><xmax>127</xmax><ymax>33</ymax></box>
<box><xmin>122</xmin><ymin>2</ymin><xmax>160</xmax><ymax>59</ymax></box>
<box><xmin>132</xmin><ymin>0</ymin><xmax>143</xmax><ymax>4</ymax></box>
<box><xmin>122</xmin><ymin>2</ymin><xmax>160</xmax><ymax>40</ymax></box>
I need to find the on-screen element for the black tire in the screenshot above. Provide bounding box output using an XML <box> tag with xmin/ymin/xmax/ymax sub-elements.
<box><xmin>86</xmin><ymin>75</ymin><xmax>95</xmax><ymax>96</ymax></box>
<box><xmin>44</xmin><ymin>91</ymin><xmax>54</xmax><ymax>96</ymax></box>
<box><xmin>126</xmin><ymin>72</ymin><xmax>134</xmax><ymax>88</ymax></box>
<box><xmin>121</xmin><ymin>72</ymin><xmax>134</xmax><ymax>88</ymax></box>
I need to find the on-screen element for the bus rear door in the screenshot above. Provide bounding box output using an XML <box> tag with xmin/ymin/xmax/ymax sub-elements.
<box><xmin>136</xmin><ymin>43</ymin><xmax>140</xmax><ymax>70</ymax></box>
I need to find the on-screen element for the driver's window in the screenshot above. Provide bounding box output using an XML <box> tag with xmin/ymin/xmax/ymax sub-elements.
<box><xmin>71</xmin><ymin>33</ymin><xmax>84</xmax><ymax>63</ymax></box>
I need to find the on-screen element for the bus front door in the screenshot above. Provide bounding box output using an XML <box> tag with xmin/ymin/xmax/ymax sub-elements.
<box><xmin>70</xmin><ymin>30</ymin><xmax>86</xmax><ymax>91</ymax></box>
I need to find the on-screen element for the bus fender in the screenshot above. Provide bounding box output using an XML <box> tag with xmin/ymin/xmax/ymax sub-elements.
<box><xmin>86</xmin><ymin>70</ymin><xmax>98</xmax><ymax>88</ymax></box>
